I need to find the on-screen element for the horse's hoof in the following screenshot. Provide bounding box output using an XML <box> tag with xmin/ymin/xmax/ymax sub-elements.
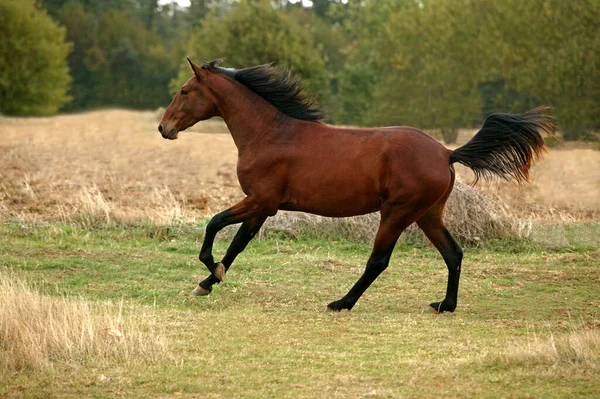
<box><xmin>192</xmin><ymin>284</ymin><xmax>211</xmax><ymax>296</ymax></box>
<box><xmin>213</xmin><ymin>262</ymin><xmax>226</xmax><ymax>282</ymax></box>
<box><xmin>429</xmin><ymin>301</ymin><xmax>455</xmax><ymax>314</ymax></box>
<box><xmin>327</xmin><ymin>299</ymin><xmax>350</xmax><ymax>312</ymax></box>
<box><xmin>429</xmin><ymin>301</ymin><xmax>442</xmax><ymax>314</ymax></box>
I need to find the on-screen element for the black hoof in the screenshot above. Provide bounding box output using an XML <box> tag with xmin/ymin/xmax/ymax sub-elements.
<box><xmin>327</xmin><ymin>299</ymin><xmax>352</xmax><ymax>312</ymax></box>
<box><xmin>429</xmin><ymin>300</ymin><xmax>456</xmax><ymax>314</ymax></box>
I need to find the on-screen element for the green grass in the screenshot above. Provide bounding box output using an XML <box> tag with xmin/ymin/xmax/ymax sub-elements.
<box><xmin>1</xmin><ymin>221</ymin><xmax>599</xmax><ymax>398</ymax></box>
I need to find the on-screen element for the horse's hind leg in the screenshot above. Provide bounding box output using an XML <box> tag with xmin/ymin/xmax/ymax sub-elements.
<box><xmin>193</xmin><ymin>216</ymin><xmax>267</xmax><ymax>296</ymax></box>
<box><xmin>417</xmin><ymin>202</ymin><xmax>463</xmax><ymax>313</ymax></box>
<box><xmin>327</xmin><ymin>206</ymin><xmax>415</xmax><ymax>311</ymax></box>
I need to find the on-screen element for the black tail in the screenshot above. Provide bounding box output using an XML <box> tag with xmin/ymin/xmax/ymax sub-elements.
<box><xmin>449</xmin><ymin>107</ymin><xmax>554</xmax><ymax>184</ymax></box>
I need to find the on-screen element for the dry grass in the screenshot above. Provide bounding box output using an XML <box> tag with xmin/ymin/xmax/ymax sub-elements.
<box><xmin>0</xmin><ymin>110</ymin><xmax>241</xmax><ymax>223</ymax></box>
<box><xmin>447</xmin><ymin>130</ymin><xmax>600</xmax><ymax>221</ymax></box>
<box><xmin>0</xmin><ymin>272</ymin><xmax>171</xmax><ymax>372</ymax></box>
<box><xmin>496</xmin><ymin>327</ymin><xmax>600</xmax><ymax>369</ymax></box>
<box><xmin>1</xmin><ymin>110</ymin><xmax>598</xmax><ymax>236</ymax></box>
<box><xmin>57</xmin><ymin>183</ymin><xmax>191</xmax><ymax>227</ymax></box>
<box><xmin>258</xmin><ymin>175</ymin><xmax>516</xmax><ymax>243</ymax></box>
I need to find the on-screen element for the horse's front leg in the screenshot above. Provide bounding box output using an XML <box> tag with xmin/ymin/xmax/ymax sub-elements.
<box><xmin>193</xmin><ymin>215</ymin><xmax>267</xmax><ymax>296</ymax></box>
<box><xmin>193</xmin><ymin>197</ymin><xmax>271</xmax><ymax>295</ymax></box>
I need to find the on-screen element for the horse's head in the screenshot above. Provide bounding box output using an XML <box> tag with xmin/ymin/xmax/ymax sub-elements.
<box><xmin>158</xmin><ymin>58</ymin><xmax>219</xmax><ymax>140</ymax></box>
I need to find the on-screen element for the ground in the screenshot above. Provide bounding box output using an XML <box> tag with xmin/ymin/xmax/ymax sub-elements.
<box><xmin>1</xmin><ymin>110</ymin><xmax>598</xmax><ymax>222</ymax></box>
<box><xmin>0</xmin><ymin>111</ymin><xmax>598</xmax><ymax>398</ymax></box>
<box><xmin>1</xmin><ymin>223</ymin><xmax>599</xmax><ymax>398</ymax></box>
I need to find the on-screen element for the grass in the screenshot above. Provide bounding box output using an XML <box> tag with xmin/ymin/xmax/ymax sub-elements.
<box><xmin>0</xmin><ymin>273</ymin><xmax>170</xmax><ymax>370</ymax></box>
<box><xmin>1</xmin><ymin>221</ymin><xmax>599</xmax><ymax>398</ymax></box>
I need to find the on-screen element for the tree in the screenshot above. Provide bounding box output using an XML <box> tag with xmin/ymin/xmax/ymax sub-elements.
<box><xmin>285</xmin><ymin>7</ymin><xmax>349</xmax><ymax>121</ymax></box>
<box><xmin>331</xmin><ymin>0</ymin><xmax>411</xmax><ymax>126</ymax></box>
<box><xmin>58</xmin><ymin>1</ymin><xmax>103</xmax><ymax>110</ymax></box>
<box><xmin>368</xmin><ymin>0</ymin><xmax>484</xmax><ymax>142</ymax></box>
<box><xmin>55</xmin><ymin>2</ymin><xmax>181</xmax><ymax>111</ymax></box>
<box><xmin>0</xmin><ymin>0</ymin><xmax>72</xmax><ymax>115</ymax></box>
<box><xmin>173</xmin><ymin>0</ymin><xmax>329</xmax><ymax>112</ymax></box>
<box><xmin>477</xmin><ymin>0</ymin><xmax>600</xmax><ymax>139</ymax></box>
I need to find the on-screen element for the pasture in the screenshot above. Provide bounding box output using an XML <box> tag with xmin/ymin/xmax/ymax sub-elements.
<box><xmin>1</xmin><ymin>111</ymin><xmax>599</xmax><ymax>398</ymax></box>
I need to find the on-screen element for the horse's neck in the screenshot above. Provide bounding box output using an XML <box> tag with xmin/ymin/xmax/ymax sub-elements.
<box><xmin>212</xmin><ymin>79</ymin><xmax>282</xmax><ymax>153</ymax></box>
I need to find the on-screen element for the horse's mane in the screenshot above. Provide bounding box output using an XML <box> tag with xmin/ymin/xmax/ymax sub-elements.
<box><xmin>201</xmin><ymin>60</ymin><xmax>325</xmax><ymax>122</ymax></box>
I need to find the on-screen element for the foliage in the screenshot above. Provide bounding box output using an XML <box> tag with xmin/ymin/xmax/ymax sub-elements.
<box><xmin>478</xmin><ymin>0</ymin><xmax>600</xmax><ymax>139</ymax></box>
<box><xmin>56</xmin><ymin>2</ymin><xmax>182</xmax><ymax>110</ymax></box>
<box><xmin>330</xmin><ymin>0</ymin><xmax>411</xmax><ymax>126</ymax></box>
<box><xmin>369</xmin><ymin>0</ymin><xmax>483</xmax><ymax>135</ymax></box>
<box><xmin>0</xmin><ymin>0</ymin><xmax>72</xmax><ymax>115</ymax></box>
<box><xmin>173</xmin><ymin>0</ymin><xmax>330</xmax><ymax>109</ymax></box>
<box><xmin>285</xmin><ymin>7</ymin><xmax>349</xmax><ymax>121</ymax></box>
<box><xmin>16</xmin><ymin>0</ymin><xmax>600</xmax><ymax>139</ymax></box>
<box><xmin>335</xmin><ymin>0</ymin><xmax>599</xmax><ymax>140</ymax></box>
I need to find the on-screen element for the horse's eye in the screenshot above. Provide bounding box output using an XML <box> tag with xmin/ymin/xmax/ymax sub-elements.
<box><xmin>181</xmin><ymin>89</ymin><xmax>188</xmax><ymax>95</ymax></box>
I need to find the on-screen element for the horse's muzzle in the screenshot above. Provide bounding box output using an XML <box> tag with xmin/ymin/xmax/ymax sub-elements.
<box><xmin>158</xmin><ymin>124</ymin><xmax>178</xmax><ymax>140</ymax></box>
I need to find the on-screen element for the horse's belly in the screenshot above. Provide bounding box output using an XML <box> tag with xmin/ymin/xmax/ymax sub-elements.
<box><xmin>281</xmin><ymin>175</ymin><xmax>382</xmax><ymax>217</ymax></box>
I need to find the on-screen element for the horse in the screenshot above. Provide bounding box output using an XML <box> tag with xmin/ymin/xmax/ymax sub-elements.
<box><xmin>158</xmin><ymin>58</ymin><xmax>554</xmax><ymax>313</ymax></box>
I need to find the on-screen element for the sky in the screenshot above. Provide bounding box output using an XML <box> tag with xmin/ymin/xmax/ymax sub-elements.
<box><xmin>158</xmin><ymin>0</ymin><xmax>191</xmax><ymax>6</ymax></box>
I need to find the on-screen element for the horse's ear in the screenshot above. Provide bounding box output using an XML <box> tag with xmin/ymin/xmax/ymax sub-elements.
<box><xmin>187</xmin><ymin>58</ymin><xmax>205</xmax><ymax>80</ymax></box>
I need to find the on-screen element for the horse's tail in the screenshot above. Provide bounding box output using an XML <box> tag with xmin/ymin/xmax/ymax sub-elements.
<box><xmin>449</xmin><ymin>106</ymin><xmax>554</xmax><ymax>184</ymax></box>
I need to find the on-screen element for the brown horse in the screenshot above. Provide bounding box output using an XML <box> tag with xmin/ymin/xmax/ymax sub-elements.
<box><xmin>159</xmin><ymin>59</ymin><xmax>554</xmax><ymax>313</ymax></box>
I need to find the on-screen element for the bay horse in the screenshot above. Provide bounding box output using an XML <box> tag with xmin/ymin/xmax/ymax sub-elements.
<box><xmin>159</xmin><ymin>59</ymin><xmax>553</xmax><ymax>313</ymax></box>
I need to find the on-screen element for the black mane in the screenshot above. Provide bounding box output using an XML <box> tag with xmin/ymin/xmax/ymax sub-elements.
<box><xmin>201</xmin><ymin>60</ymin><xmax>325</xmax><ymax>122</ymax></box>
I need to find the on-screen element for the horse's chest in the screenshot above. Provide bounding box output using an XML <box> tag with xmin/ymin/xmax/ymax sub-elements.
<box><xmin>236</xmin><ymin>161</ymin><xmax>265</xmax><ymax>195</ymax></box>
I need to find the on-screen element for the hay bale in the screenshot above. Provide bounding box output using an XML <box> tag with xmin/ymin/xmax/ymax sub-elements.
<box><xmin>258</xmin><ymin>176</ymin><xmax>515</xmax><ymax>245</ymax></box>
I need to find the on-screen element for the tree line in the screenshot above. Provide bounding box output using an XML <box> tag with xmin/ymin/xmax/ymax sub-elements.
<box><xmin>1</xmin><ymin>0</ymin><xmax>598</xmax><ymax>140</ymax></box>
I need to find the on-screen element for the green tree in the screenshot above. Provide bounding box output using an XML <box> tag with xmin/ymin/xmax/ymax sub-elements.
<box><xmin>0</xmin><ymin>0</ymin><xmax>72</xmax><ymax>115</ymax></box>
<box><xmin>58</xmin><ymin>1</ymin><xmax>103</xmax><ymax>110</ymax></box>
<box><xmin>285</xmin><ymin>7</ymin><xmax>348</xmax><ymax>121</ymax></box>
<box><xmin>334</xmin><ymin>0</ymin><xmax>599</xmax><ymax>141</ymax></box>
<box><xmin>56</xmin><ymin>2</ymin><xmax>181</xmax><ymax>111</ymax></box>
<box><xmin>478</xmin><ymin>0</ymin><xmax>600</xmax><ymax>139</ymax></box>
<box><xmin>330</xmin><ymin>0</ymin><xmax>410</xmax><ymax>126</ymax></box>
<box><xmin>368</xmin><ymin>0</ymin><xmax>484</xmax><ymax>142</ymax></box>
<box><xmin>173</xmin><ymin>0</ymin><xmax>329</xmax><ymax>113</ymax></box>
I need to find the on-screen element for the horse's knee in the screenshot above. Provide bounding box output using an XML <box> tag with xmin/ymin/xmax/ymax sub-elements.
<box><xmin>205</xmin><ymin>217</ymin><xmax>221</xmax><ymax>235</ymax></box>
<box><xmin>366</xmin><ymin>255</ymin><xmax>389</xmax><ymax>274</ymax></box>
<box><xmin>199</xmin><ymin>252</ymin><xmax>213</xmax><ymax>265</ymax></box>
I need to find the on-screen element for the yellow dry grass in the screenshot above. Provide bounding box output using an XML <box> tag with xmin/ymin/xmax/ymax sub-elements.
<box><xmin>449</xmin><ymin>129</ymin><xmax>600</xmax><ymax>221</ymax></box>
<box><xmin>0</xmin><ymin>272</ymin><xmax>170</xmax><ymax>372</ymax></box>
<box><xmin>496</xmin><ymin>327</ymin><xmax>600</xmax><ymax>369</ymax></box>
<box><xmin>0</xmin><ymin>110</ymin><xmax>598</xmax><ymax>226</ymax></box>
<box><xmin>0</xmin><ymin>110</ymin><xmax>241</xmax><ymax>223</ymax></box>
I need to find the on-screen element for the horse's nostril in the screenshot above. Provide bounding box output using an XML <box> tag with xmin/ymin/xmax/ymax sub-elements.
<box><xmin>158</xmin><ymin>124</ymin><xmax>164</xmax><ymax>133</ymax></box>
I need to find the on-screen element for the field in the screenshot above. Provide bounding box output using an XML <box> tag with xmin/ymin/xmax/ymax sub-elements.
<box><xmin>1</xmin><ymin>111</ymin><xmax>599</xmax><ymax>398</ymax></box>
